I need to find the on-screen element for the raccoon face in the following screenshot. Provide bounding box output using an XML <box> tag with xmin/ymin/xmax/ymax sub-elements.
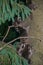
<box><xmin>17</xmin><ymin>43</ymin><xmax>32</xmax><ymax>59</ymax></box>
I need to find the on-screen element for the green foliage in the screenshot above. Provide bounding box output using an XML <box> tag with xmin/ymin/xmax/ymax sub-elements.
<box><xmin>0</xmin><ymin>0</ymin><xmax>32</xmax><ymax>25</ymax></box>
<box><xmin>0</xmin><ymin>42</ymin><xmax>29</xmax><ymax>65</ymax></box>
<box><xmin>0</xmin><ymin>0</ymin><xmax>32</xmax><ymax>42</ymax></box>
<box><xmin>0</xmin><ymin>0</ymin><xmax>32</xmax><ymax>40</ymax></box>
<box><xmin>0</xmin><ymin>0</ymin><xmax>32</xmax><ymax>65</ymax></box>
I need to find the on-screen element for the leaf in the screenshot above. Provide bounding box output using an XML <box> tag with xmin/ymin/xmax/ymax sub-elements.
<box><xmin>0</xmin><ymin>0</ymin><xmax>32</xmax><ymax>25</ymax></box>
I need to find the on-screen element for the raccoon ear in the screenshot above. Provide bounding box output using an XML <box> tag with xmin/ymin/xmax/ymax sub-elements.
<box><xmin>23</xmin><ymin>26</ymin><xmax>30</xmax><ymax>33</ymax></box>
<box><xmin>25</xmin><ymin>26</ymin><xmax>30</xmax><ymax>33</ymax></box>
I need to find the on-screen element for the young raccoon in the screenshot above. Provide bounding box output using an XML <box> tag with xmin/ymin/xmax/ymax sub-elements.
<box><xmin>15</xmin><ymin>24</ymin><xmax>32</xmax><ymax>64</ymax></box>
<box><xmin>17</xmin><ymin>43</ymin><xmax>32</xmax><ymax>64</ymax></box>
<box><xmin>13</xmin><ymin>17</ymin><xmax>32</xmax><ymax>64</ymax></box>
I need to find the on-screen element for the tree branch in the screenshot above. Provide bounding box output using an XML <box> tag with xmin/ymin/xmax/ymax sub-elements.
<box><xmin>0</xmin><ymin>36</ymin><xmax>40</xmax><ymax>51</ymax></box>
<box><xmin>0</xmin><ymin>37</ymin><xmax>29</xmax><ymax>51</ymax></box>
<box><xmin>2</xmin><ymin>24</ymin><xmax>25</xmax><ymax>42</ymax></box>
<box><xmin>2</xmin><ymin>25</ymin><xmax>14</xmax><ymax>42</ymax></box>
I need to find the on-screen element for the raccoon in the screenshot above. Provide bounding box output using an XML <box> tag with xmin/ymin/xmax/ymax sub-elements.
<box><xmin>17</xmin><ymin>43</ymin><xmax>32</xmax><ymax>64</ymax></box>
<box><xmin>16</xmin><ymin>25</ymin><xmax>32</xmax><ymax>64</ymax></box>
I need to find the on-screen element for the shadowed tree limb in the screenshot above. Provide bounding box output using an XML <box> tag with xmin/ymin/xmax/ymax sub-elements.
<box><xmin>2</xmin><ymin>25</ymin><xmax>14</xmax><ymax>42</ymax></box>
<box><xmin>0</xmin><ymin>36</ymin><xmax>40</xmax><ymax>51</ymax></box>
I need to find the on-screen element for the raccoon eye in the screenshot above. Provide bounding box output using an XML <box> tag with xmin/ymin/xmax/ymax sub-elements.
<box><xmin>22</xmin><ymin>45</ymin><xmax>24</xmax><ymax>48</ymax></box>
<box><xmin>22</xmin><ymin>44</ymin><xmax>25</xmax><ymax>48</ymax></box>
